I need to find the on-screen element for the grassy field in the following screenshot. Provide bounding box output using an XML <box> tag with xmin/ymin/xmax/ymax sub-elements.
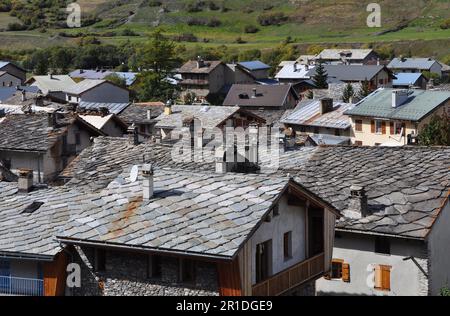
<box><xmin>0</xmin><ymin>0</ymin><xmax>449</xmax><ymax>58</ymax></box>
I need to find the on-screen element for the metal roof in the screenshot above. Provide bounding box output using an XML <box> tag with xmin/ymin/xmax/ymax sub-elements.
<box><xmin>78</xmin><ymin>101</ymin><xmax>130</xmax><ymax>115</ymax></box>
<box><xmin>393</xmin><ymin>73</ymin><xmax>424</xmax><ymax>86</ymax></box>
<box><xmin>275</xmin><ymin>64</ymin><xmax>313</xmax><ymax>80</ymax></box>
<box><xmin>282</xmin><ymin>99</ymin><xmax>355</xmax><ymax>130</ymax></box>
<box><xmin>238</xmin><ymin>61</ymin><xmax>271</xmax><ymax>71</ymax></box>
<box><xmin>345</xmin><ymin>88</ymin><xmax>450</xmax><ymax>121</ymax></box>
<box><xmin>69</xmin><ymin>70</ymin><xmax>138</xmax><ymax>86</ymax></box>
<box><xmin>306</xmin><ymin>65</ymin><xmax>387</xmax><ymax>82</ymax></box>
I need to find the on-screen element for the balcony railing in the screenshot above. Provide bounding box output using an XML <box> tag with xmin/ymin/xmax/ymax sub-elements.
<box><xmin>252</xmin><ymin>253</ymin><xmax>325</xmax><ymax>296</ymax></box>
<box><xmin>0</xmin><ymin>276</ymin><xmax>44</xmax><ymax>296</ymax></box>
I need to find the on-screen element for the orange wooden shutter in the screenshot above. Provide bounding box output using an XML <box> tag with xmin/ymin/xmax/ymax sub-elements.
<box><xmin>381</xmin><ymin>121</ymin><xmax>386</xmax><ymax>134</ymax></box>
<box><xmin>381</xmin><ymin>265</ymin><xmax>391</xmax><ymax>291</ymax></box>
<box><xmin>390</xmin><ymin>122</ymin><xmax>395</xmax><ymax>134</ymax></box>
<box><xmin>342</xmin><ymin>263</ymin><xmax>350</xmax><ymax>282</ymax></box>
<box><xmin>371</xmin><ymin>120</ymin><xmax>375</xmax><ymax>133</ymax></box>
<box><xmin>217</xmin><ymin>259</ymin><xmax>242</xmax><ymax>296</ymax></box>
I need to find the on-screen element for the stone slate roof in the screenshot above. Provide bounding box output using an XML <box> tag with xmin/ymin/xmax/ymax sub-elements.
<box><xmin>388</xmin><ymin>58</ymin><xmax>439</xmax><ymax>70</ymax></box>
<box><xmin>61</xmin><ymin>137</ymin><xmax>215</xmax><ymax>192</ymax></box>
<box><xmin>0</xmin><ymin>113</ymin><xmax>76</xmax><ymax>152</ymax></box>
<box><xmin>118</xmin><ymin>103</ymin><xmax>164</xmax><ymax>124</ymax></box>
<box><xmin>279</xmin><ymin>146</ymin><xmax>450</xmax><ymax>239</ymax></box>
<box><xmin>154</xmin><ymin>105</ymin><xmax>242</xmax><ymax>130</ymax></box>
<box><xmin>0</xmin><ymin>182</ymin><xmax>84</xmax><ymax>258</ymax></box>
<box><xmin>57</xmin><ymin>168</ymin><xmax>290</xmax><ymax>258</ymax></box>
<box><xmin>315</xmin><ymin>49</ymin><xmax>375</xmax><ymax>61</ymax></box>
<box><xmin>345</xmin><ymin>88</ymin><xmax>450</xmax><ymax>121</ymax></box>
<box><xmin>223</xmin><ymin>84</ymin><xmax>298</xmax><ymax>108</ymax></box>
<box><xmin>282</xmin><ymin>99</ymin><xmax>355</xmax><ymax>130</ymax></box>
<box><xmin>78</xmin><ymin>101</ymin><xmax>130</xmax><ymax>115</ymax></box>
<box><xmin>0</xmin><ymin>161</ymin><xmax>17</xmax><ymax>182</ymax></box>
<box><xmin>179</xmin><ymin>60</ymin><xmax>222</xmax><ymax>74</ymax></box>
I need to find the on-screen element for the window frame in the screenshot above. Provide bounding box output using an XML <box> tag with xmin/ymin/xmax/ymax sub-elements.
<box><xmin>374</xmin><ymin>264</ymin><xmax>391</xmax><ymax>291</ymax></box>
<box><xmin>331</xmin><ymin>259</ymin><xmax>344</xmax><ymax>279</ymax></box>
<box><xmin>374</xmin><ymin>236</ymin><xmax>391</xmax><ymax>255</ymax></box>
<box><xmin>283</xmin><ymin>231</ymin><xmax>293</xmax><ymax>261</ymax></box>
<box><xmin>375</xmin><ymin>120</ymin><xmax>383</xmax><ymax>134</ymax></box>
<box><xmin>355</xmin><ymin>119</ymin><xmax>363</xmax><ymax>132</ymax></box>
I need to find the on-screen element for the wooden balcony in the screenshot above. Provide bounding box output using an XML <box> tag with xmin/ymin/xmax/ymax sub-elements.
<box><xmin>252</xmin><ymin>253</ymin><xmax>325</xmax><ymax>296</ymax></box>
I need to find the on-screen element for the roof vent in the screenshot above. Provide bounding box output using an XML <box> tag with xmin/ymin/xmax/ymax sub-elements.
<box><xmin>345</xmin><ymin>185</ymin><xmax>368</xmax><ymax>218</ymax></box>
<box><xmin>22</xmin><ymin>201</ymin><xmax>44</xmax><ymax>214</ymax></box>
<box><xmin>18</xmin><ymin>168</ymin><xmax>33</xmax><ymax>193</ymax></box>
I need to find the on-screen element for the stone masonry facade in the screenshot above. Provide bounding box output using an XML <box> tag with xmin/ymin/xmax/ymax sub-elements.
<box><xmin>70</xmin><ymin>246</ymin><xmax>219</xmax><ymax>296</ymax></box>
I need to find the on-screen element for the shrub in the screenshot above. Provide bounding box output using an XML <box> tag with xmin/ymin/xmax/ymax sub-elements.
<box><xmin>148</xmin><ymin>0</ymin><xmax>162</xmax><ymax>7</ymax></box>
<box><xmin>235</xmin><ymin>37</ymin><xmax>247</xmax><ymax>44</ymax></box>
<box><xmin>7</xmin><ymin>22</ymin><xmax>27</xmax><ymax>31</ymax></box>
<box><xmin>0</xmin><ymin>0</ymin><xmax>12</xmax><ymax>12</ymax></box>
<box><xmin>244</xmin><ymin>25</ymin><xmax>259</xmax><ymax>33</ymax></box>
<box><xmin>440</xmin><ymin>18</ymin><xmax>450</xmax><ymax>30</ymax></box>
<box><xmin>207</xmin><ymin>18</ymin><xmax>221</xmax><ymax>27</ymax></box>
<box><xmin>257</xmin><ymin>12</ymin><xmax>288</xmax><ymax>26</ymax></box>
<box><xmin>122</xmin><ymin>29</ymin><xmax>138</xmax><ymax>36</ymax></box>
<box><xmin>173</xmin><ymin>33</ymin><xmax>198</xmax><ymax>42</ymax></box>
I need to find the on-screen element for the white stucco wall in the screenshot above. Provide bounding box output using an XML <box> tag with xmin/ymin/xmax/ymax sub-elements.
<box><xmin>249</xmin><ymin>194</ymin><xmax>306</xmax><ymax>284</ymax></box>
<box><xmin>427</xmin><ymin>201</ymin><xmax>450</xmax><ymax>296</ymax></box>
<box><xmin>316</xmin><ymin>232</ymin><xmax>429</xmax><ymax>296</ymax></box>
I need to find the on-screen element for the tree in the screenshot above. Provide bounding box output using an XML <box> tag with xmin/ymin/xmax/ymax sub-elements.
<box><xmin>342</xmin><ymin>83</ymin><xmax>355</xmax><ymax>103</ymax></box>
<box><xmin>358</xmin><ymin>79</ymin><xmax>372</xmax><ymax>99</ymax></box>
<box><xmin>313</xmin><ymin>61</ymin><xmax>328</xmax><ymax>89</ymax></box>
<box><xmin>418</xmin><ymin>112</ymin><xmax>450</xmax><ymax>146</ymax></box>
<box><xmin>105</xmin><ymin>73</ymin><xmax>127</xmax><ymax>88</ymax></box>
<box><xmin>441</xmin><ymin>287</ymin><xmax>450</xmax><ymax>296</ymax></box>
<box><xmin>134</xmin><ymin>30</ymin><xmax>180</xmax><ymax>102</ymax></box>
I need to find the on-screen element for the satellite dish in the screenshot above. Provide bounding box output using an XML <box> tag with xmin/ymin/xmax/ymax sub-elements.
<box><xmin>129</xmin><ymin>165</ymin><xmax>139</xmax><ymax>182</ymax></box>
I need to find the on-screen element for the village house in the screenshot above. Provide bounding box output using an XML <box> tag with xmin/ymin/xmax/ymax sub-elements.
<box><xmin>345</xmin><ymin>88</ymin><xmax>450</xmax><ymax>146</ymax></box>
<box><xmin>65</xmin><ymin>79</ymin><xmax>130</xmax><ymax>104</ymax></box>
<box><xmin>393</xmin><ymin>73</ymin><xmax>428</xmax><ymax>90</ymax></box>
<box><xmin>0</xmin><ymin>71</ymin><xmax>22</xmax><ymax>88</ymax></box>
<box><xmin>0</xmin><ymin>61</ymin><xmax>26</xmax><ymax>84</ymax></box>
<box><xmin>117</xmin><ymin>102</ymin><xmax>165</xmax><ymax>141</ymax></box>
<box><xmin>0</xmin><ymin>86</ymin><xmax>40</xmax><ymax>103</ymax></box>
<box><xmin>69</xmin><ymin>69</ymin><xmax>138</xmax><ymax>86</ymax></box>
<box><xmin>223</xmin><ymin>84</ymin><xmax>299</xmax><ymax>110</ymax></box>
<box><xmin>0</xmin><ymin>112</ymin><xmax>104</xmax><ymax>182</ymax></box>
<box><xmin>154</xmin><ymin>103</ymin><xmax>265</xmax><ymax>141</ymax></box>
<box><xmin>306</xmin><ymin>65</ymin><xmax>395</xmax><ymax>90</ymax></box>
<box><xmin>281</xmin><ymin>98</ymin><xmax>355</xmax><ymax>145</ymax></box>
<box><xmin>314</xmin><ymin>49</ymin><xmax>380</xmax><ymax>65</ymax></box>
<box><xmin>388</xmin><ymin>58</ymin><xmax>444</xmax><ymax>77</ymax></box>
<box><xmin>236</xmin><ymin>61</ymin><xmax>271</xmax><ymax>80</ymax></box>
<box><xmin>27</xmin><ymin>75</ymin><xmax>77</xmax><ymax>102</ymax></box>
<box><xmin>78</xmin><ymin>113</ymin><xmax>128</xmax><ymax>138</ymax></box>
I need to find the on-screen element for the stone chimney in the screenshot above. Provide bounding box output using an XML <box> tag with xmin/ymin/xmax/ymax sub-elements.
<box><xmin>35</xmin><ymin>96</ymin><xmax>44</xmax><ymax>107</ymax></box>
<box><xmin>142</xmin><ymin>164</ymin><xmax>154</xmax><ymax>201</ymax></box>
<box><xmin>127</xmin><ymin>124</ymin><xmax>139</xmax><ymax>145</ymax></box>
<box><xmin>392</xmin><ymin>90</ymin><xmax>409</xmax><ymax>108</ymax></box>
<box><xmin>346</xmin><ymin>185</ymin><xmax>369</xmax><ymax>218</ymax></box>
<box><xmin>147</xmin><ymin>109</ymin><xmax>152</xmax><ymax>120</ymax></box>
<box><xmin>248</xmin><ymin>123</ymin><xmax>259</xmax><ymax>164</ymax></box>
<box><xmin>427</xmin><ymin>78</ymin><xmax>435</xmax><ymax>90</ymax></box>
<box><xmin>196</xmin><ymin>56</ymin><xmax>205</xmax><ymax>68</ymax></box>
<box><xmin>252</xmin><ymin>88</ymin><xmax>257</xmax><ymax>98</ymax></box>
<box><xmin>47</xmin><ymin>112</ymin><xmax>57</xmax><ymax>128</ymax></box>
<box><xmin>215</xmin><ymin>148</ymin><xmax>226</xmax><ymax>174</ymax></box>
<box><xmin>293</xmin><ymin>63</ymin><xmax>298</xmax><ymax>72</ymax></box>
<box><xmin>154</xmin><ymin>130</ymin><xmax>162</xmax><ymax>144</ymax></box>
<box><xmin>18</xmin><ymin>168</ymin><xmax>33</xmax><ymax>193</ymax></box>
<box><xmin>320</xmin><ymin>98</ymin><xmax>333</xmax><ymax>115</ymax></box>
<box><xmin>164</xmin><ymin>99</ymin><xmax>173</xmax><ymax>115</ymax></box>
<box><xmin>99</xmin><ymin>107</ymin><xmax>109</xmax><ymax>117</ymax></box>
<box><xmin>21</xmin><ymin>90</ymin><xmax>26</xmax><ymax>102</ymax></box>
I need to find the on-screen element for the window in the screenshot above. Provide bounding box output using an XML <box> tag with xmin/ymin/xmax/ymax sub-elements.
<box><xmin>147</xmin><ymin>255</ymin><xmax>162</xmax><ymax>279</ymax></box>
<box><xmin>375</xmin><ymin>236</ymin><xmax>391</xmax><ymax>255</ymax></box>
<box><xmin>75</xmin><ymin>132</ymin><xmax>81</xmax><ymax>146</ymax></box>
<box><xmin>394</xmin><ymin>122</ymin><xmax>404</xmax><ymax>135</ymax></box>
<box><xmin>371</xmin><ymin>120</ymin><xmax>385</xmax><ymax>134</ymax></box>
<box><xmin>283</xmin><ymin>232</ymin><xmax>292</xmax><ymax>260</ymax></box>
<box><xmin>140</xmin><ymin>125</ymin><xmax>146</xmax><ymax>134</ymax></box>
<box><xmin>256</xmin><ymin>240</ymin><xmax>272</xmax><ymax>283</ymax></box>
<box><xmin>179</xmin><ymin>259</ymin><xmax>195</xmax><ymax>283</ymax></box>
<box><xmin>331</xmin><ymin>259</ymin><xmax>343</xmax><ymax>279</ymax></box>
<box><xmin>334</xmin><ymin>129</ymin><xmax>341</xmax><ymax>136</ymax></box>
<box><xmin>314</xmin><ymin>127</ymin><xmax>320</xmax><ymax>134</ymax></box>
<box><xmin>375</xmin><ymin>120</ymin><xmax>382</xmax><ymax>134</ymax></box>
<box><xmin>272</xmin><ymin>204</ymin><xmax>279</xmax><ymax>217</ymax></box>
<box><xmin>94</xmin><ymin>249</ymin><xmax>106</xmax><ymax>272</ymax></box>
<box><xmin>68</xmin><ymin>96</ymin><xmax>72</xmax><ymax>101</ymax></box>
<box><xmin>374</xmin><ymin>265</ymin><xmax>391</xmax><ymax>291</ymax></box>
<box><xmin>328</xmin><ymin>259</ymin><xmax>350</xmax><ymax>282</ymax></box>
<box><xmin>355</xmin><ymin>120</ymin><xmax>363</xmax><ymax>132</ymax></box>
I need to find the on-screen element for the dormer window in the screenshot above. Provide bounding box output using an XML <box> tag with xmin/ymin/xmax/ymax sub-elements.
<box><xmin>22</xmin><ymin>202</ymin><xmax>44</xmax><ymax>214</ymax></box>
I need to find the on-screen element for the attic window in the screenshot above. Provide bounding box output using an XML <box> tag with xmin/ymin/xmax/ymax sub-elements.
<box><xmin>239</xmin><ymin>93</ymin><xmax>249</xmax><ymax>99</ymax></box>
<box><xmin>22</xmin><ymin>201</ymin><xmax>44</xmax><ymax>214</ymax></box>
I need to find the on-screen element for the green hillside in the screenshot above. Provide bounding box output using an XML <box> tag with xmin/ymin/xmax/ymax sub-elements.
<box><xmin>0</xmin><ymin>0</ymin><xmax>449</xmax><ymax>58</ymax></box>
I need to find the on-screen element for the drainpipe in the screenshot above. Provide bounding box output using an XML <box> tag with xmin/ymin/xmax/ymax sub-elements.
<box><xmin>37</xmin><ymin>153</ymin><xmax>42</xmax><ymax>184</ymax></box>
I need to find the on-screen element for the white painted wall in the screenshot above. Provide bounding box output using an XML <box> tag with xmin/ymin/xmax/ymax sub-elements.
<box><xmin>427</xmin><ymin>201</ymin><xmax>450</xmax><ymax>295</ymax></box>
<box><xmin>316</xmin><ymin>232</ymin><xmax>429</xmax><ymax>296</ymax></box>
<box><xmin>249</xmin><ymin>194</ymin><xmax>306</xmax><ymax>284</ymax></box>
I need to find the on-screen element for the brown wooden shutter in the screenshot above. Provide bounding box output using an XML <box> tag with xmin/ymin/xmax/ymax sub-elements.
<box><xmin>390</xmin><ymin>122</ymin><xmax>395</xmax><ymax>135</ymax></box>
<box><xmin>381</xmin><ymin>121</ymin><xmax>386</xmax><ymax>134</ymax></box>
<box><xmin>381</xmin><ymin>265</ymin><xmax>391</xmax><ymax>291</ymax></box>
<box><xmin>374</xmin><ymin>265</ymin><xmax>383</xmax><ymax>289</ymax></box>
<box><xmin>342</xmin><ymin>263</ymin><xmax>350</xmax><ymax>282</ymax></box>
<box><xmin>371</xmin><ymin>120</ymin><xmax>375</xmax><ymax>133</ymax></box>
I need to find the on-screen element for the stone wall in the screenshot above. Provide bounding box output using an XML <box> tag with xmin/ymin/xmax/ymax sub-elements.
<box><xmin>70</xmin><ymin>246</ymin><xmax>219</xmax><ymax>296</ymax></box>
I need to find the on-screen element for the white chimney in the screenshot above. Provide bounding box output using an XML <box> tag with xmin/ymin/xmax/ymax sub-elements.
<box><xmin>142</xmin><ymin>164</ymin><xmax>154</xmax><ymax>200</ymax></box>
<box><xmin>392</xmin><ymin>90</ymin><xmax>409</xmax><ymax>108</ymax></box>
<box><xmin>215</xmin><ymin>148</ymin><xmax>226</xmax><ymax>174</ymax></box>
<box><xmin>18</xmin><ymin>168</ymin><xmax>33</xmax><ymax>193</ymax></box>
<box><xmin>248</xmin><ymin>123</ymin><xmax>259</xmax><ymax>164</ymax></box>
<box><xmin>252</xmin><ymin>88</ymin><xmax>257</xmax><ymax>98</ymax></box>
<box><xmin>147</xmin><ymin>109</ymin><xmax>152</xmax><ymax>120</ymax></box>
<box><xmin>21</xmin><ymin>90</ymin><xmax>26</xmax><ymax>102</ymax></box>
